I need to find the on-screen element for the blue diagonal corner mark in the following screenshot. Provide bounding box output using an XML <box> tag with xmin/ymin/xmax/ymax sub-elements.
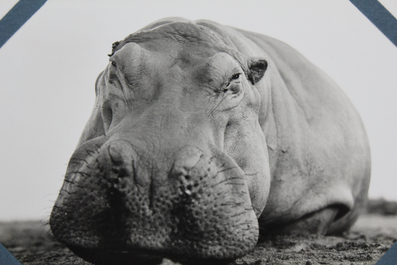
<box><xmin>0</xmin><ymin>0</ymin><xmax>47</xmax><ymax>48</ymax></box>
<box><xmin>375</xmin><ymin>242</ymin><xmax>397</xmax><ymax>265</ymax></box>
<box><xmin>0</xmin><ymin>243</ymin><xmax>22</xmax><ymax>265</ymax></box>
<box><xmin>350</xmin><ymin>0</ymin><xmax>397</xmax><ymax>47</ymax></box>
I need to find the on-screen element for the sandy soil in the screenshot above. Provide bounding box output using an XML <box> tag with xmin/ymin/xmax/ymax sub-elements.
<box><xmin>1</xmin><ymin>213</ymin><xmax>396</xmax><ymax>265</ymax></box>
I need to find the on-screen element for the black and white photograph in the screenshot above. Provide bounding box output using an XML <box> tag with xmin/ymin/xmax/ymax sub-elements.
<box><xmin>0</xmin><ymin>1</ymin><xmax>396</xmax><ymax>264</ymax></box>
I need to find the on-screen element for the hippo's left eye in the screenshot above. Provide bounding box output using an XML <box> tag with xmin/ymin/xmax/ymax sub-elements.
<box><xmin>223</xmin><ymin>73</ymin><xmax>242</xmax><ymax>94</ymax></box>
<box><xmin>230</xmin><ymin>73</ymin><xmax>241</xmax><ymax>81</ymax></box>
<box><xmin>225</xmin><ymin>73</ymin><xmax>241</xmax><ymax>87</ymax></box>
<box><xmin>224</xmin><ymin>72</ymin><xmax>241</xmax><ymax>89</ymax></box>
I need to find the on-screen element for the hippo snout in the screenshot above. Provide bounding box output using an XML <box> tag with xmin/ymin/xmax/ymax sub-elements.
<box><xmin>50</xmin><ymin>140</ymin><xmax>259</xmax><ymax>263</ymax></box>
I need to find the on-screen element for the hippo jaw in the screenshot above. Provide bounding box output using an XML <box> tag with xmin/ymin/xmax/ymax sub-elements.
<box><xmin>50</xmin><ymin>21</ymin><xmax>270</xmax><ymax>264</ymax></box>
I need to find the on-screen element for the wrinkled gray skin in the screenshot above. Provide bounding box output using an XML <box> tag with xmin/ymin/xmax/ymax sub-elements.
<box><xmin>50</xmin><ymin>18</ymin><xmax>371</xmax><ymax>265</ymax></box>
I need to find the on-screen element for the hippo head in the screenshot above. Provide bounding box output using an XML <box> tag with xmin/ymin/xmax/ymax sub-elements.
<box><xmin>50</xmin><ymin>21</ymin><xmax>270</xmax><ymax>264</ymax></box>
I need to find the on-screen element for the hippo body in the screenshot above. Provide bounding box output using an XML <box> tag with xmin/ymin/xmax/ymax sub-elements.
<box><xmin>50</xmin><ymin>18</ymin><xmax>371</xmax><ymax>265</ymax></box>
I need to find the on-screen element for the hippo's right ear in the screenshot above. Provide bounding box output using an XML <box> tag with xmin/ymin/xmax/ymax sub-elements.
<box><xmin>248</xmin><ymin>59</ymin><xmax>268</xmax><ymax>85</ymax></box>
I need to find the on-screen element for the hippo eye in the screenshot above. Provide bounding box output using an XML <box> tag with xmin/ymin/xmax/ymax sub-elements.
<box><xmin>230</xmin><ymin>73</ymin><xmax>241</xmax><ymax>80</ymax></box>
<box><xmin>111</xmin><ymin>61</ymin><xmax>117</xmax><ymax>67</ymax></box>
<box><xmin>224</xmin><ymin>73</ymin><xmax>241</xmax><ymax>90</ymax></box>
<box><xmin>224</xmin><ymin>73</ymin><xmax>242</xmax><ymax>94</ymax></box>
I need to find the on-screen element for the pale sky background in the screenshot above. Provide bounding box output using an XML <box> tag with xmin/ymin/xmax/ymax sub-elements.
<box><xmin>0</xmin><ymin>0</ymin><xmax>396</xmax><ymax>221</ymax></box>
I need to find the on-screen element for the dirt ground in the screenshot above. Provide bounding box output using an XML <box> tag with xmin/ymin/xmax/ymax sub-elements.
<box><xmin>1</xmin><ymin>200</ymin><xmax>396</xmax><ymax>265</ymax></box>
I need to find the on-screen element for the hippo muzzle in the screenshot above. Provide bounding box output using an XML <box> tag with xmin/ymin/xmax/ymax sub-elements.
<box><xmin>50</xmin><ymin>134</ymin><xmax>259</xmax><ymax>264</ymax></box>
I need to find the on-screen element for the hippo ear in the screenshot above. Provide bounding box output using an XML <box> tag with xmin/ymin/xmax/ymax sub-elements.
<box><xmin>108</xmin><ymin>41</ymin><xmax>121</xmax><ymax>57</ymax></box>
<box><xmin>248</xmin><ymin>59</ymin><xmax>268</xmax><ymax>85</ymax></box>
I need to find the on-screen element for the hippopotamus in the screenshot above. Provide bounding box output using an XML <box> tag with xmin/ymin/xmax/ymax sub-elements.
<box><xmin>50</xmin><ymin>18</ymin><xmax>371</xmax><ymax>265</ymax></box>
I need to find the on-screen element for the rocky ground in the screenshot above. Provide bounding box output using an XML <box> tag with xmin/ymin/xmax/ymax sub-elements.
<box><xmin>1</xmin><ymin>199</ymin><xmax>396</xmax><ymax>265</ymax></box>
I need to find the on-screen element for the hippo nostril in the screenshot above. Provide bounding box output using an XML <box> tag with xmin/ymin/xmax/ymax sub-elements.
<box><xmin>172</xmin><ymin>146</ymin><xmax>203</xmax><ymax>175</ymax></box>
<box><xmin>106</xmin><ymin>141</ymin><xmax>136</xmax><ymax>180</ymax></box>
<box><xmin>179</xmin><ymin>184</ymin><xmax>193</xmax><ymax>196</ymax></box>
<box><xmin>108</xmin><ymin>144</ymin><xmax>124</xmax><ymax>166</ymax></box>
